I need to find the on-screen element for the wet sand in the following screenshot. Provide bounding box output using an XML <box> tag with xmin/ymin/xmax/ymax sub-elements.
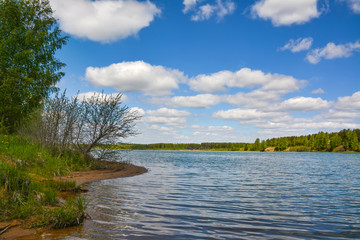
<box><xmin>0</xmin><ymin>163</ymin><xmax>147</xmax><ymax>240</ymax></box>
<box><xmin>54</xmin><ymin>162</ymin><xmax>148</xmax><ymax>185</ymax></box>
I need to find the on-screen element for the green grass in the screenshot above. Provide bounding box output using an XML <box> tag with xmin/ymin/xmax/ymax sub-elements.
<box><xmin>0</xmin><ymin>134</ymin><xmax>96</xmax><ymax>228</ymax></box>
<box><xmin>31</xmin><ymin>196</ymin><xmax>88</xmax><ymax>229</ymax></box>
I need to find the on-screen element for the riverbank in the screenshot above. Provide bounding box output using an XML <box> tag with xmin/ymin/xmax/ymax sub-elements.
<box><xmin>0</xmin><ymin>162</ymin><xmax>147</xmax><ymax>240</ymax></box>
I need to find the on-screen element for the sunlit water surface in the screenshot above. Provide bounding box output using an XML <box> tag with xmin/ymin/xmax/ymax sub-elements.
<box><xmin>40</xmin><ymin>151</ymin><xmax>359</xmax><ymax>239</ymax></box>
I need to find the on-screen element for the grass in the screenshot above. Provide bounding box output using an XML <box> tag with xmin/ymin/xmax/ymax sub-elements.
<box><xmin>0</xmin><ymin>134</ymin><xmax>100</xmax><ymax>228</ymax></box>
<box><xmin>31</xmin><ymin>196</ymin><xmax>88</xmax><ymax>229</ymax></box>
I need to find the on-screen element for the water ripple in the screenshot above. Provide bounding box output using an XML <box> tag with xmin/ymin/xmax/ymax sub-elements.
<box><xmin>53</xmin><ymin>151</ymin><xmax>360</xmax><ymax>240</ymax></box>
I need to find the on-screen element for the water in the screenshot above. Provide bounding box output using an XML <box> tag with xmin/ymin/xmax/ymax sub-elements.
<box><xmin>45</xmin><ymin>151</ymin><xmax>360</xmax><ymax>239</ymax></box>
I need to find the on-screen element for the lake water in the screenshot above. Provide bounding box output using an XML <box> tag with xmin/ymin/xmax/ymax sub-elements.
<box><xmin>45</xmin><ymin>151</ymin><xmax>360</xmax><ymax>239</ymax></box>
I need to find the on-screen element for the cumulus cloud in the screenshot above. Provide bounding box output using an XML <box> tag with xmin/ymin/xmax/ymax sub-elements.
<box><xmin>276</xmin><ymin>97</ymin><xmax>332</xmax><ymax>112</ymax></box>
<box><xmin>251</xmin><ymin>0</ymin><xmax>320</xmax><ymax>26</ymax></box>
<box><xmin>144</xmin><ymin>116</ymin><xmax>187</xmax><ymax>126</ymax></box>
<box><xmin>143</xmin><ymin>107</ymin><xmax>191</xmax><ymax>127</ymax></box>
<box><xmin>306</xmin><ymin>41</ymin><xmax>360</xmax><ymax>64</ymax></box>
<box><xmin>189</xmin><ymin>68</ymin><xmax>306</xmax><ymax>95</ymax></box>
<box><xmin>191</xmin><ymin>125</ymin><xmax>234</xmax><ymax>137</ymax></box>
<box><xmin>85</xmin><ymin>61</ymin><xmax>186</xmax><ymax>96</ymax></box>
<box><xmin>167</xmin><ymin>94</ymin><xmax>223</xmax><ymax>108</ymax></box>
<box><xmin>146</xmin><ymin>108</ymin><xmax>191</xmax><ymax>117</ymax></box>
<box><xmin>150</xmin><ymin>125</ymin><xmax>174</xmax><ymax>132</ymax></box>
<box><xmin>312</xmin><ymin>88</ymin><xmax>325</xmax><ymax>94</ymax></box>
<box><xmin>258</xmin><ymin>119</ymin><xmax>360</xmax><ymax>135</ymax></box>
<box><xmin>129</xmin><ymin>107</ymin><xmax>145</xmax><ymax>117</ymax></box>
<box><xmin>335</xmin><ymin>91</ymin><xmax>360</xmax><ymax>110</ymax></box>
<box><xmin>183</xmin><ymin>0</ymin><xmax>198</xmax><ymax>13</ymax></box>
<box><xmin>280</xmin><ymin>37</ymin><xmax>313</xmax><ymax>52</ymax></box>
<box><xmin>213</xmin><ymin>108</ymin><xmax>279</xmax><ymax>121</ymax></box>
<box><xmin>49</xmin><ymin>0</ymin><xmax>160</xmax><ymax>43</ymax></box>
<box><xmin>183</xmin><ymin>0</ymin><xmax>236</xmax><ymax>21</ymax></box>
<box><xmin>323</xmin><ymin>109</ymin><xmax>360</xmax><ymax>120</ymax></box>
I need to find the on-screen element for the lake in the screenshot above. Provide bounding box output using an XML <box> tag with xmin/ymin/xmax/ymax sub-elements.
<box><xmin>44</xmin><ymin>151</ymin><xmax>360</xmax><ymax>239</ymax></box>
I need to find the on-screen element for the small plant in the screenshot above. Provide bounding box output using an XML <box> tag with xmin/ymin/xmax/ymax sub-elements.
<box><xmin>48</xmin><ymin>196</ymin><xmax>88</xmax><ymax>229</ymax></box>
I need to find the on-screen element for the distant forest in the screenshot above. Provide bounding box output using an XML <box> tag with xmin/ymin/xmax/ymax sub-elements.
<box><xmin>109</xmin><ymin>129</ymin><xmax>360</xmax><ymax>152</ymax></box>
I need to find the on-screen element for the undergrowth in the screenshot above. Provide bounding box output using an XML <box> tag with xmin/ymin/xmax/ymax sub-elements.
<box><xmin>0</xmin><ymin>134</ymin><xmax>97</xmax><ymax>227</ymax></box>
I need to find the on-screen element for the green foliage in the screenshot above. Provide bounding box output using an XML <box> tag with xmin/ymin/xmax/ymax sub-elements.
<box><xmin>0</xmin><ymin>0</ymin><xmax>68</xmax><ymax>132</ymax></box>
<box><xmin>43</xmin><ymin>179</ymin><xmax>79</xmax><ymax>192</ymax></box>
<box><xmin>0</xmin><ymin>161</ymin><xmax>31</xmax><ymax>196</ymax></box>
<box><xmin>330</xmin><ymin>134</ymin><xmax>341</xmax><ymax>151</ymax></box>
<box><xmin>266</xmin><ymin>129</ymin><xmax>360</xmax><ymax>152</ymax></box>
<box><xmin>0</xmin><ymin>134</ymin><xmax>93</xmax><ymax>223</ymax></box>
<box><xmin>252</xmin><ymin>138</ymin><xmax>261</xmax><ymax>151</ymax></box>
<box><xmin>275</xmin><ymin>138</ymin><xmax>289</xmax><ymax>151</ymax></box>
<box><xmin>108</xmin><ymin>129</ymin><xmax>360</xmax><ymax>153</ymax></box>
<box><xmin>0</xmin><ymin>134</ymin><xmax>93</xmax><ymax>177</ymax></box>
<box><xmin>33</xmin><ymin>196</ymin><xmax>88</xmax><ymax>229</ymax></box>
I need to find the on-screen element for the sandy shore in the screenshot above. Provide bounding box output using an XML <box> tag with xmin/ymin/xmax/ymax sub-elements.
<box><xmin>0</xmin><ymin>163</ymin><xmax>147</xmax><ymax>240</ymax></box>
<box><xmin>54</xmin><ymin>162</ymin><xmax>148</xmax><ymax>185</ymax></box>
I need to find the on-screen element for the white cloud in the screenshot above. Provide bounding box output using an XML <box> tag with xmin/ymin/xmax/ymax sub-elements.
<box><xmin>146</xmin><ymin>108</ymin><xmax>191</xmax><ymax>117</ymax></box>
<box><xmin>150</xmin><ymin>125</ymin><xmax>175</xmax><ymax>132</ymax></box>
<box><xmin>183</xmin><ymin>0</ymin><xmax>198</xmax><ymax>13</ymax></box>
<box><xmin>143</xmin><ymin>107</ymin><xmax>191</xmax><ymax>127</ymax></box>
<box><xmin>251</xmin><ymin>0</ymin><xmax>320</xmax><ymax>26</ymax></box>
<box><xmin>85</xmin><ymin>61</ymin><xmax>186</xmax><ymax>96</ymax></box>
<box><xmin>343</xmin><ymin>0</ymin><xmax>360</xmax><ymax>13</ymax></box>
<box><xmin>213</xmin><ymin>108</ymin><xmax>279</xmax><ymax>121</ymax></box>
<box><xmin>75</xmin><ymin>91</ymin><xmax>127</xmax><ymax>102</ymax></box>
<box><xmin>129</xmin><ymin>107</ymin><xmax>145</xmax><ymax>117</ymax></box>
<box><xmin>144</xmin><ymin>116</ymin><xmax>187</xmax><ymax>126</ymax></box>
<box><xmin>167</xmin><ymin>94</ymin><xmax>222</xmax><ymax>108</ymax></box>
<box><xmin>225</xmin><ymin>93</ymin><xmax>271</xmax><ymax>108</ymax></box>
<box><xmin>335</xmin><ymin>91</ymin><xmax>360</xmax><ymax>110</ymax></box>
<box><xmin>192</xmin><ymin>125</ymin><xmax>234</xmax><ymax>138</ymax></box>
<box><xmin>49</xmin><ymin>0</ymin><xmax>160</xmax><ymax>43</ymax></box>
<box><xmin>183</xmin><ymin>0</ymin><xmax>236</xmax><ymax>21</ymax></box>
<box><xmin>312</xmin><ymin>88</ymin><xmax>325</xmax><ymax>94</ymax></box>
<box><xmin>189</xmin><ymin>68</ymin><xmax>306</xmax><ymax>94</ymax></box>
<box><xmin>323</xmin><ymin>109</ymin><xmax>360</xmax><ymax>120</ymax></box>
<box><xmin>280</xmin><ymin>37</ymin><xmax>313</xmax><ymax>52</ymax></box>
<box><xmin>258</xmin><ymin>119</ymin><xmax>360</xmax><ymax>135</ymax></box>
<box><xmin>306</xmin><ymin>41</ymin><xmax>360</xmax><ymax>64</ymax></box>
<box><xmin>277</xmin><ymin>97</ymin><xmax>332</xmax><ymax>112</ymax></box>
<box><xmin>192</xmin><ymin>125</ymin><xmax>234</xmax><ymax>132</ymax></box>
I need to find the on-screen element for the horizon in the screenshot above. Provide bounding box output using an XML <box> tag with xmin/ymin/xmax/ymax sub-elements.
<box><xmin>50</xmin><ymin>0</ymin><xmax>360</xmax><ymax>144</ymax></box>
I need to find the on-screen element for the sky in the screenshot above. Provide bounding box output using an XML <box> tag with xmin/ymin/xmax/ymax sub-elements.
<box><xmin>48</xmin><ymin>0</ymin><xmax>360</xmax><ymax>144</ymax></box>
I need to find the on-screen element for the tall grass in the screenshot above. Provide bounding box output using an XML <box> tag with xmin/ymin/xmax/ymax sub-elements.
<box><xmin>0</xmin><ymin>134</ymin><xmax>92</xmax><ymax>226</ymax></box>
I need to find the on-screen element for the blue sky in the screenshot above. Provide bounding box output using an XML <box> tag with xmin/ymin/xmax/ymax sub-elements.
<box><xmin>49</xmin><ymin>0</ymin><xmax>360</xmax><ymax>143</ymax></box>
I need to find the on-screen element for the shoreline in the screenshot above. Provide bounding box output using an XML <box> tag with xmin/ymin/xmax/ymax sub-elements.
<box><xmin>54</xmin><ymin>162</ymin><xmax>148</xmax><ymax>186</ymax></box>
<box><xmin>0</xmin><ymin>163</ymin><xmax>147</xmax><ymax>240</ymax></box>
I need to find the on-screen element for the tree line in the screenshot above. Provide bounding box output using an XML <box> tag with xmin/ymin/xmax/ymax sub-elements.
<box><xmin>111</xmin><ymin>129</ymin><xmax>360</xmax><ymax>152</ymax></box>
<box><xmin>259</xmin><ymin>129</ymin><xmax>360</xmax><ymax>152</ymax></box>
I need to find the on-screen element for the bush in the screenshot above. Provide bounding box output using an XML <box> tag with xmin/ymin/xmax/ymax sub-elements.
<box><xmin>19</xmin><ymin>91</ymin><xmax>140</xmax><ymax>160</ymax></box>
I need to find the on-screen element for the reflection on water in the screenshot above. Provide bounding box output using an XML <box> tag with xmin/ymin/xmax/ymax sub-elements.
<box><xmin>37</xmin><ymin>151</ymin><xmax>360</xmax><ymax>239</ymax></box>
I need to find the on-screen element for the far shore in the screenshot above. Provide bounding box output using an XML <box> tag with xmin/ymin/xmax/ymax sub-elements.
<box><xmin>0</xmin><ymin>162</ymin><xmax>147</xmax><ymax>240</ymax></box>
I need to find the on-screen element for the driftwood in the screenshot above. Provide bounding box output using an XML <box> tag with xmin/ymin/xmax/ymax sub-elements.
<box><xmin>0</xmin><ymin>224</ymin><xmax>11</xmax><ymax>235</ymax></box>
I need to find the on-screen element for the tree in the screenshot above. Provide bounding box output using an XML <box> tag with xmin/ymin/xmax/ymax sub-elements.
<box><xmin>330</xmin><ymin>134</ymin><xmax>341</xmax><ymax>151</ymax></box>
<box><xmin>260</xmin><ymin>140</ymin><xmax>267</xmax><ymax>151</ymax></box>
<box><xmin>20</xmin><ymin>92</ymin><xmax>140</xmax><ymax>160</ymax></box>
<box><xmin>275</xmin><ymin>138</ymin><xmax>289</xmax><ymax>151</ymax></box>
<box><xmin>252</xmin><ymin>138</ymin><xmax>260</xmax><ymax>151</ymax></box>
<box><xmin>0</xmin><ymin>0</ymin><xmax>68</xmax><ymax>132</ymax></box>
